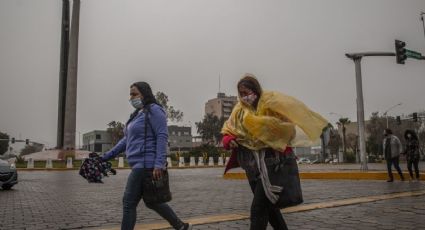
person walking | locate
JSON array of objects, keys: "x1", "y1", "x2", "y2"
[
  {"x1": 382, "y1": 128, "x2": 405, "y2": 182},
  {"x1": 403, "y1": 130, "x2": 421, "y2": 181},
  {"x1": 222, "y1": 74, "x2": 328, "y2": 230},
  {"x1": 102, "y1": 82, "x2": 191, "y2": 230}
]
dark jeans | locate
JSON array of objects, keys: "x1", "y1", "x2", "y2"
[
  {"x1": 386, "y1": 156, "x2": 404, "y2": 180},
  {"x1": 121, "y1": 168, "x2": 184, "y2": 230},
  {"x1": 248, "y1": 179, "x2": 288, "y2": 230},
  {"x1": 407, "y1": 159, "x2": 420, "y2": 179}
]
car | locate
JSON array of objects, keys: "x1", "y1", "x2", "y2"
[
  {"x1": 297, "y1": 158, "x2": 311, "y2": 164},
  {"x1": 0, "y1": 159, "x2": 18, "y2": 190}
]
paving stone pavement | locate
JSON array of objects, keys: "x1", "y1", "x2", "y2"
[
  {"x1": 1, "y1": 168, "x2": 424, "y2": 230},
  {"x1": 193, "y1": 195, "x2": 425, "y2": 230}
]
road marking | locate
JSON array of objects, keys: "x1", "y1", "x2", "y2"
[
  {"x1": 223, "y1": 171, "x2": 425, "y2": 180},
  {"x1": 95, "y1": 189, "x2": 425, "y2": 230}
]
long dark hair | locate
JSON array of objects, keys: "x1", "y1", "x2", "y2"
[
  {"x1": 237, "y1": 73, "x2": 262, "y2": 108},
  {"x1": 237, "y1": 73, "x2": 262, "y2": 97},
  {"x1": 126, "y1": 82, "x2": 159, "y2": 126}
]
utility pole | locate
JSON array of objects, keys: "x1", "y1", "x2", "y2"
[{"x1": 345, "y1": 52, "x2": 396, "y2": 171}]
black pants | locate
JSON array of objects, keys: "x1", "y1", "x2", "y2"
[
  {"x1": 248, "y1": 179, "x2": 288, "y2": 230},
  {"x1": 407, "y1": 159, "x2": 420, "y2": 179},
  {"x1": 386, "y1": 156, "x2": 404, "y2": 180}
]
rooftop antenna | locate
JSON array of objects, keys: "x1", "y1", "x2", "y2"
[
  {"x1": 421, "y1": 12, "x2": 425, "y2": 45},
  {"x1": 219, "y1": 74, "x2": 221, "y2": 93}
]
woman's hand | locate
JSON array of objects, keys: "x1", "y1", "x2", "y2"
[
  {"x1": 153, "y1": 168, "x2": 163, "y2": 180},
  {"x1": 229, "y1": 140, "x2": 239, "y2": 149}
]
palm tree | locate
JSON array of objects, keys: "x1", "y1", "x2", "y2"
[{"x1": 337, "y1": 118, "x2": 351, "y2": 162}]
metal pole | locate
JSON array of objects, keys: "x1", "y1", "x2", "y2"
[
  {"x1": 386, "y1": 116, "x2": 389, "y2": 128},
  {"x1": 353, "y1": 57, "x2": 368, "y2": 170}
]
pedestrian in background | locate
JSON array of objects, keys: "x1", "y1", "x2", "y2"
[
  {"x1": 382, "y1": 128, "x2": 405, "y2": 182},
  {"x1": 222, "y1": 74, "x2": 328, "y2": 230},
  {"x1": 102, "y1": 82, "x2": 191, "y2": 230},
  {"x1": 403, "y1": 130, "x2": 421, "y2": 181}
]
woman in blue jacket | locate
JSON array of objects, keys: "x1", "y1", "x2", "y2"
[{"x1": 102, "y1": 82, "x2": 191, "y2": 230}]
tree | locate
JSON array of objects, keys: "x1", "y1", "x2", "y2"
[
  {"x1": 20, "y1": 144, "x2": 43, "y2": 156},
  {"x1": 0, "y1": 132, "x2": 9, "y2": 155},
  {"x1": 337, "y1": 117, "x2": 351, "y2": 161},
  {"x1": 155, "y1": 91, "x2": 183, "y2": 122},
  {"x1": 195, "y1": 114, "x2": 226, "y2": 145},
  {"x1": 327, "y1": 128, "x2": 341, "y2": 161},
  {"x1": 107, "y1": 121, "x2": 125, "y2": 146},
  {"x1": 365, "y1": 112, "x2": 386, "y2": 157}
]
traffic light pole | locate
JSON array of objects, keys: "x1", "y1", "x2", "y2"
[{"x1": 345, "y1": 52, "x2": 395, "y2": 171}]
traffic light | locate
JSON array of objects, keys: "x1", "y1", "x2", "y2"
[
  {"x1": 395, "y1": 40, "x2": 407, "y2": 64},
  {"x1": 396, "y1": 116, "x2": 401, "y2": 125},
  {"x1": 413, "y1": 112, "x2": 418, "y2": 122},
  {"x1": 25, "y1": 139, "x2": 29, "y2": 145},
  {"x1": 11, "y1": 137, "x2": 15, "y2": 144}
]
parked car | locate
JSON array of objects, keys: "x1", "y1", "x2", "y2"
[
  {"x1": 0, "y1": 159, "x2": 18, "y2": 190},
  {"x1": 297, "y1": 158, "x2": 311, "y2": 164}
]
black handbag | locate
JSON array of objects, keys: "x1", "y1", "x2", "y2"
[
  {"x1": 141, "y1": 105, "x2": 172, "y2": 204},
  {"x1": 142, "y1": 168, "x2": 172, "y2": 204},
  {"x1": 268, "y1": 152, "x2": 303, "y2": 209}
]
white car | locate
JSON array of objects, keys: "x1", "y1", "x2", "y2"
[{"x1": 297, "y1": 158, "x2": 311, "y2": 164}]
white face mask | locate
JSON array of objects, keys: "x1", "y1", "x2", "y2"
[
  {"x1": 241, "y1": 94, "x2": 257, "y2": 105},
  {"x1": 129, "y1": 98, "x2": 144, "y2": 109}
]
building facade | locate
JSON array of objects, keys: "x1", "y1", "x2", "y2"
[
  {"x1": 168, "y1": 125, "x2": 192, "y2": 152},
  {"x1": 205, "y1": 92, "x2": 238, "y2": 120},
  {"x1": 82, "y1": 130, "x2": 113, "y2": 153}
]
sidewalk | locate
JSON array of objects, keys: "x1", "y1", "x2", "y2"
[
  {"x1": 2, "y1": 168, "x2": 424, "y2": 230},
  {"x1": 224, "y1": 162, "x2": 425, "y2": 180}
]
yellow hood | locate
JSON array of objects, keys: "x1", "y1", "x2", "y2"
[{"x1": 222, "y1": 91, "x2": 329, "y2": 151}]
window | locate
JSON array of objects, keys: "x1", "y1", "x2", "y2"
[
  {"x1": 94, "y1": 144, "x2": 102, "y2": 152},
  {"x1": 96, "y1": 134, "x2": 101, "y2": 140}
]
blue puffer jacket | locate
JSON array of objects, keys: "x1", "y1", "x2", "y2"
[{"x1": 102, "y1": 104, "x2": 168, "y2": 169}]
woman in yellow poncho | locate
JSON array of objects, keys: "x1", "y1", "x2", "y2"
[{"x1": 222, "y1": 74, "x2": 328, "y2": 230}]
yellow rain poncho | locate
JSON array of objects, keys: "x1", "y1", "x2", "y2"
[{"x1": 222, "y1": 90, "x2": 329, "y2": 151}]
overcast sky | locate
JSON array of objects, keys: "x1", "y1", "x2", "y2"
[{"x1": 1, "y1": 0, "x2": 425, "y2": 148}]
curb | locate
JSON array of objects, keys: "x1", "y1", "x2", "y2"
[{"x1": 223, "y1": 171, "x2": 425, "y2": 180}]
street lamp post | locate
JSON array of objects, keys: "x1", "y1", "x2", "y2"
[
  {"x1": 346, "y1": 52, "x2": 396, "y2": 171},
  {"x1": 383, "y1": 103, "x2": 402, "y2": 128}
]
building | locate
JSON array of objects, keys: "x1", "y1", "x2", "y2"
[
  {"x1": 82, "y1": 130, "x2": 113, "y2": 153},
  {"x1": 168, "y1": 125, "x2": 192, "y2": 152},
  {"x1": 205, "y1": 92, "x2": 238, "y2": 119}
]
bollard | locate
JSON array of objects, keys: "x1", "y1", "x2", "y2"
[
  {"x1": 198, "y1": 157, "x2": 204, "y2": 166},
  {"x1": 179, "y1": 157, "x2": 185, "y2": 167},
  {"x1": 167, "y1": 157, "x2": 172, "y2": 167},
  {"x1": 208, "y1": 157, "x2": 214, "y2": 166},
  {"x1": 66, "y1": 157, "x2": 73, "y2": 168},
  {"x1": 118, "y1": 157, "x2": 124, "y2": 168},
  {"x1": 190, "y1": 157, "x2": 196, "y2": 167},
  {"x1": 45, "y1": 158, "x2": 53, "y2": 169},
  {"x1": 218, "y1": 157, "x2": 224, "y2": 166},
  {"x1": 225, "y1": 157, "x2": 230, "y2": 166},
  {"x1": 27, "y1": 158, "x2": 34, "y2": 169}
]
